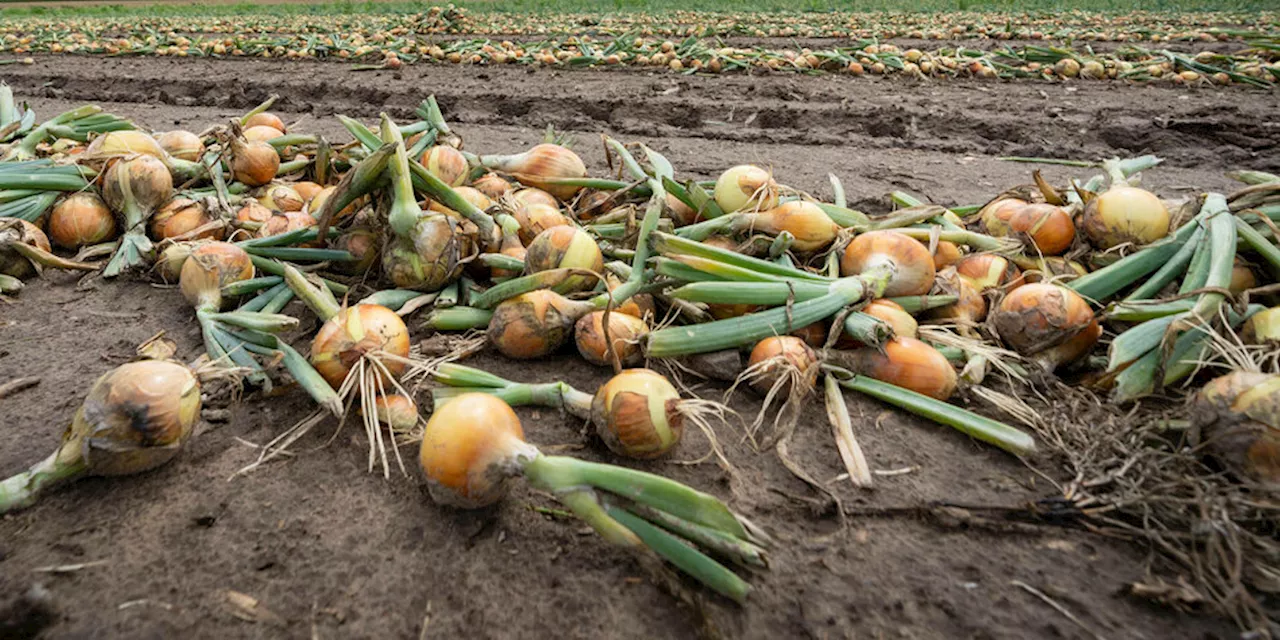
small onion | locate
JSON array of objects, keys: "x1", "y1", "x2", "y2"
[
  {"x1": 487, "y1": 289, "x2": 595, "y2": 359},
  {"x1": 929, "y1": 267, "x2": 988, "y2": 325},
  {"x1": 1242, "y1": 307, "x2": 1280, "y2": 346},
  {"x1": 954, "y1": 254, "x2": 1023, "y2": 292},
  {"x1": 714, "y1": 164, "x2": 779, "y2": 213},
  {"x1": 151, "y1": 197, "x2": 222, "y2": 241},
  {"x1": 990, "y1": 283, "x2": 1100, "y2": 372},
  {"x1": 1229, "y1": 260, "x2": 1257, "y2": 296},
  {"x1": 257, "y1": 182, "x2": 305, "y2": 212},
  {"x1": 178, "y1": 241, "x2": 254, "y2": 311},
  {"x1": 311, "y1": 304, "x2": 411, "y2": 389},
  {"x1": 0, "y1": 219, "x2": 51, "y2": 279},
  {"x1": 155, "y1": 130, "x2": 205, "y2": 162},
  {"x1": 524, "y1": 226, "x2": 603, "y2": 293},
  {"x1": 244, "y1": 112, "x2": 287, "y2": 133},
  {"x1": 230, "y1": 139, "x2": 280, "y2": 187},
  {"x1": 484, "y1": 144, "x2": 587, "y2": 200},
  {"x1": 932, "y1": 240, "x2": 962, "y2": 270},
  {"x1": 1190, "y1": 371, "x2": 1279, "y2": 488},
  {"x1": 472, "y1": 173, "x2": 514, "y2": 200},
  {"x1": 47, "y1": 192, "x2": 117, "y2": 249},
  {"x1": 332, "y1": 227, "x2": 380, "y2": 275},
  {"x1": 243, "y1": 125, "x2": 285, "y2": 143},
  {"x1": 419, "y1": 392, "x2": 530, "y2": 508},
  {"x1": 257, "y1": 210, "x2": 318, "y2": 241},
  {"x1": 512, "y1": 202, "x2": 571, "y2": 245},
  {"x1": 422, "y1": 145, "x2": 469, "y2": 187},
  {"x1": 574, "y1": 190, "x2": 614, "y2": 221},
  {"x1": 368, "y1": 394, "x2": 420, "y2": 432},
  {"x1": 574, "y1": 311, "x2": 648, "y2": 367},
  {"x1": 831, "y1": 337, "x2": 958, "y2": 401},
  {"x1": 1081, "y1": 186, "x2": 1170, "y2": 249},
  {"x1": 591, "y1": 369, "x2": 684, "y2": 459},
  {"x1": 840, "y1": 230, "x2": 936, "y2": 296},
  {"x1": 308, "y1": 186, "x2": 362, "y2": 220},
  {"x1": 747, "y1": 336, "x2": 818, "y2": 396},
  {"x1": 665, "y1": 192, "x2": 700, "y2": 227}
]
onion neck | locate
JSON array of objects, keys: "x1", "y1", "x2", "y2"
[
  {"x1": 479, "y1": 151, "x2": 527, "y2": 173},
  {"x1": 0, "y1": 441, "x2": 89, "y2": 514}
]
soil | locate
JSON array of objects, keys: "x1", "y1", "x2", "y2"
[{"x1": 2, "y1": 55, "x2": 1278, "y2": 639}]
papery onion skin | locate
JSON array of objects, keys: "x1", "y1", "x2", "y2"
[
  {"x1": 747, "y1": 335, "x2": 818, "y2": 395},
  {"x1": 48, "y1": 192, "x2": 117, "y2": 249},
  {"x1": 85, "y1": 130, "x2": 167, "y2": 161},
  {"x1": 292, "y1": 181, "x2": 324, "y2": 203},
  {"x1": 840, "y1": 230, "x2": 936, "y2": 296},
  {"x1": 574, "y1": 311, "x2": 648, "y2": 367},
  {"x1": 932, "y1": 240, "x2": 963, "y2": 270},
  {"x1": 178, "y1": 241, "x2": 253, "y2": 310},
  {"x1": 487, "y1": 290, "x2": 591, "y2": 359},
  {"x1": 420, "y1": 392, "x2": 528, "y2": 508},
  {"x1": 236, "y1": 201, "x2": 275, "y2": 225},
  {"x1": 422, "y1": 145, "x2": 469, "y2": 187},
  {"x1": 1081, "y1": 186, "x2": 1170, "y2": 249},
  {"x1": 1190, "y1": 372, "x2": 1280, "y2": 488},
  {"x1": 993, "y1": 202, "x2": 1075, "y2": 256},
  {"x1": 382, "y1": 215, "x2": 470, "y2": 292},
  {"x1": 258, "y1": 183, "x2": 305, "y2": 213},
  {"x1": 155, "y1": 242, "x2": 197, "y2": 284},
  {"x1": 311, "y1": 304, "x2": 411, "y2": 389},
  {"x1": 103, "y1": 154, "x2": 174, "y2": 215},
  {"x1": 524, "y1": 226, "x2": 604, "y2": 293},
  {"x1": 473, "y1": 173, "x2": 514, "y2": 200},
  {"x1": 834, "y1": 337, "x2": 958, "y2": 401},
  {"x1": 332, "y1": 227, "x2": 381, "y2": 276},
  {"x1": 243, "y1": 125, "x2": 285, "y2": 143},
  {"x1": 955, "y1": 254, "x2": 1023, "y2": 292},
  {"x1": 591, "y1": 369, "x2": 684, "y2": 459},
  {"x1": 990, "y1": 283, "x2": 1100, "y2": 371},
  {"x1": 512, "y1": 188, "x2": 558, "y2": 210}
]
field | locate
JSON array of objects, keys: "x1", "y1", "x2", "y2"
[{"x1": 1, "y1": 3, "x2": 1278, "y2": 639}]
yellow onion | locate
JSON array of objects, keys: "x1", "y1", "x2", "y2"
[
  {"x1": 308, "y1": 186, "x2": 363, "y2": 220},
  {"x1": 332, "y1": 227, "x2": 380, "y2": 275},
  {"x1": 292, "y1": 181, "x2": 324, "y2": 203},
  {"x1": 714, "y1": 164, "x2": 779, "y2": 213},
  {"x1": 1081, "y1": 186, "x2": 1170, "y2": 249},
  {"x1": 1230, "y1": 260, "x2": 1257, "y2": 295},
  {"x1": 990, "y1": 283, "x2": 1099, "y2": 372},
  {"x1": 0, "y1": 219, "x2": 51, "y2": 278},
  {"x1": 512, "y1": 202, "x2": 571, "y2": 245},
  {"x1": 1242, "y1": 307, "x2": 1280, "y2": 346},
  {"x1": 665, "y1": 192, "x2": 700, "y2": 227},
  {"x1": 591, "y1": 369, "x2": 684, "y2": 459},
  {"x1": 524, "y1": 226, "x2": 603, "y2": 293},
  {"x1": 746, "y1": 335, "x2": 818, "y2": 396},
  {"x1": 483, "y1": 144, "x2": 587, "y2": 200},
  {"x1": 257, "y1": 210, "x2": 317, "y2": 241},
  {"x1": 428, "y1": 186, "x2": 493, "y2": 219},
  {"x1": 178, "y1": 241, "x2": 253, "y2": 310},
  {"x1": 311, "y1": 304, "x2": 411, "y2": 389},
  {"x1": 85, "y1": 130, "x2": 166, "y2": 161},
  {"x1": 929, "y1": 267, "x2": 988, "y2": 325},
  {"x1": 840, "y1": 230, "x2": 936, "y2": 296},
  {"x1": 367, "y1": 394, "x2": 420, "y2": 432},
  {"x1": 420, "y1": 392, "x2": 531, "y2": 508},
  {"x1": 382, "y1": 214, "x2": 471, "y2": 291},
  {"x1": 605, "y1": 272, "x2": 655, "y2": 319},
  {"x1": 102, "y1": 154, "x2": 173, "y2": 215},
  {"x1": 735, "y1": 201, "x2": 838, "y2": 252},
  {"x1": 932, "y1": 240, "x2": 962, "y2": 270},
  {"x1": 840, "y1": 299, "x2": 919, "y2": 348},
  {"x1": 512, "y1": 188, "x2": 558, "y2": 209},
  {"x1": 230, "y1": 138, "x2": 280, "y2": 187},
  {"x1": 487, "y1": 289, "x2": 595, "y2": 359},
  {"x1": 983, "y1": 200, "x2": 1075, "y2": 256},
  {"x1": 489, "y1": 232, "x2": 527, "y2": 280},
  {"x1": 154, "y1": 241, "x2": 198, "y2": 283},
  {"x1": 243, "y1": 125, "x2": 285, "y2": 143},
  {"x1": 1189, "y1": 372, "x2": 1279, "y2": 488},
  {"x1": 245, "y1": 112, "x2": 287, "y2": 133},
  {"x1": 831, "y1": 337, "x2": 958, "y2": 400},
  {"x1": 236, "y1": 201, "x2": 275, "y2": 225},
  {"x1": 47, "y1": 192, "x2": 116, "y2": 249},
  {"x1": 954, "y1": 254, "x2": 1023, "y2": 292},
  {"x1": 155, "y1": 130, "x2": 205, "y2": 162},
  {"x1": 791, "y1": 322, "x2": 830, "y2": 348},
  {"x1": 472, "y1": 172, "x2": 514, "y2": 200},
  {"x1": 574, "y1": 311, "x2": 649, "y2": 367},
  {"x1": 257, "y1": 182, "x2": 305, "y2": 212},
  {"x1": 422, "y1": 145, "x2": 469, "y2": 187},
  {"x1": 151, "y1": 197, "x2": 222, "y2": 241}
]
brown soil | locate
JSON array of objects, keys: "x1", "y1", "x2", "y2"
[{"x1": 2, "y1": 55, "x2": 1277, "y2": 639}]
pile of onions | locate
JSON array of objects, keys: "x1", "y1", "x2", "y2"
[
  {"x1": 487, "y1": 289, "x2": 594, "y2": 359},
  {"x1": 382, "y1": 214, "x2": 470, "y2": 291},
  {"x1": 0, "y1": 360, "x2": 201, "y2": 514},
  {"x1": 714, "y1": 165, "x2": 779, "y2": 213},
  {"x1": 1080, "y1": 186, "x2": 1170, "y2": 249},
  {"x1": 0, "y1": 220, "x2": 52, "y2": 278},
  {"x1": 591, "y1": 369, "x2": 685, "y2": 459},
  {"x1": 230, "y1": 138, "x2": 280, "y2": 187},
  {"x1": 746, "y1": 336, "x2": 818, "y2": 395},
  {"x1": 574, "y1": 310, "x2": 648, "y2": 367},
  {"x1": 829, "y1": 337, "x2": 958, "y2": 400},
  {"x1": 840, "y1": 230, "x2": 936, "y2": 296},
  {"x1": 1189, "y1": 372, "x2": 1279, "y2": 488},
  {"x1": 422, "y1": 145, "x2": 469, "y2": 186},
  {"x1": 151, "y1": 197, "x2": 221, "y2": 241},
  {"x1": 524, "y1": 226, "x2": 604, "y2": 293},
  {"x1": 310, "y1": 304, "x2": 411, "y2": 389},
  {"x1": 980, "y1": 198, "x2": 1075, "y2": 255},
  {"x1": 156, "y1": 130, "x2": 204, "y2": 162},
  {"x1": 178, "y1": 241, "x2": 254, "y2": 311},
  {"x1": 257, "y1": 183, "x2": 305, "y2": 212},
  {"x1": 512, "y1": 202, "x2": 572, "y2": 245},
  {"x1": 989, "y1": 283, "x2": 1100, "y2": 371},
  {"x1": 482, "y1": 144, "x2": 586, "y2": 201},
  {"x1": 47, "y1": 192, "x2": 117, "y2": 249}
]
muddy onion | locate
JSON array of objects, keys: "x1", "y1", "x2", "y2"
[
  {"x1": 591, "y1": 369, "x2": 684, "y2": 459},
  {"x1": 574, "y1": 311, "x2": 648, "y2": 367},
  {"x1": 311, "y1": 304, "x2": 411, "y2": 389},
  {"x1": 747, "y1": 336, "x2": 818, "y2": 396},
  {"x1": 419, "y1": 392, "x2": 532, "y2": 508},
  {"x1": 487, "y1": 289, "x2": 594, "y2": 359},
  {"x1": 1190, "y1": 372, "x2": 1279, "y2": 488},
  {"x1": 0, "y1": 219, "x2": 51, "y2": 278},
  {"x1": 151, "y1": 198, "x2": 221, "y2": 241},
  {"x1": 1081, "y1": 186, "x2": 1170, "y2": 249},
  {"x1": 714, "y1": 164, "x2": 779, "y2": 213},
  {"x1": 929, "y1": 268, "x2": 988, "y2": 325},
  {"x1": 485, "y1": 144, "x2": 587, "y2": 201},
  {"x1": 422, "y1": 145, "x2": 469, "y2": 187},
  {"x1": 840, "y1": 230, "x2": 936, "y2": 296},
  {"x1": 48, "y1": 192, "x2": 117, "y2": 249},
  {"x1": 832, "y1": 337, "x2": 958, "y2": 401},
  {"x1": 524, "y1": 226, "x2": 603, "y2": 293},
  {"x1": 990, "y1": 283, "x2": 1100, "y2": 371},
  {"x1": 231, "y1": 139, "x2": 280, "y2": 187},
  {"x1": 178, "y1": 241, "x2": 253, "y2": 310}
]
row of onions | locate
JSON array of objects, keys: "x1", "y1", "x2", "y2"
[{"x1": 2, "y1": 92, "x2": 1278, "y2": 605}]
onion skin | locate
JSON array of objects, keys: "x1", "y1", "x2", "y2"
[
  {"x1": 978, "y1": 197, "x2": 1028, "y2": 236},
  {"x1": 178, "y1": 241, "x2": 254, "y2": 310},
  {"x1": 245, "y1": 112, "x2": 287, "y2": 133},
  {"x1": 574, "y1": 190, "x2": 615, "y2": 221},
  {"x1": 473, "y1": 173, "x2": 513, "y2": 200},
  {"x1": 103, "y1": 154, "x2": 174, "y2": 215},
  {"x1": 1242, "y1": 307, "x2": 1280, "y2": 346},
  {"x1": 257, "y1": 210, "x2": 319, "y2": 246},
  {"x1": 714, "y1": 165, "x2": 779, "y2": 214},
  {"x1": 156, "y1": 130, "x2": 205, "y2": 162},
  {"x1": 990, "y1": 283, "x2": 1100, "y2": 371},
  {"x1": 487, "y1": 144, "x2": 587, "y2": 201},
  {"x1": 932, "y1": 240, "x2": 962, "y2": 270},
  {"x1": 243, "y1": 125, "x2": 285, "y2": 143},
  {"x1": 420, "y1": 393, "x2": 528, "y2": 508},
  {"x1": 512, "y1": 202, "x2": 572, "y2": 245},
  {"x1": 747, "y1": 336, "x2": 818, "y2": 395},
  {"x1": 308, "y1": 186, "x2": 362, "y2": 220},
  {"x1": 524, "y1": 226, "x2": 604, "y2": 293},
  {"x1": 48, "y1": 192, "x2": 117, "y2": 249},
  {"x1": 293, "y1": 181, "x2": 324, "y2": 203},
  {"x1": 257, "y1": 183, "x2": 305, "y2": 212},
  {"x1": 840, "y1": 230, "x2": 936, "y2": 296},
  {"x1": 0, "y1": 220, "x2": 52, "y2": 278},
  {"x1": 955, "y1": 254, "x2": 1023, "y2": 292},
  {"x1": 382, "y1": 215, "x2": 470, "y2": 292},
  {"x1": 840, "y1": 299, "x2": 919, "y2": 348},
  {"x1": 151, "y1": 197, "x2": 222, "y2": 241},
  {"x1": 929, "y1": 268, "x2": 988, "y2": 324},
  {"x1": 832, "y1": 337, "x2": 958, "y2": 401},
  {"x1": 311, "y1": 304, "x2": 411, "y2": 389},
  {"x1": 236, "y1": 201, "x2": 275, "y2": 225},
  {"x1": 1190, "y1": 372, "x2": 1280, "y2": 488},
  {"x1": 591, "y1": 369, "x2": 684, "y2": 459},
  {"x1": 986, "y1": 201, "x2": 1075, "y2": 256},
  {"x1": 665, "y1": 192, "x2": 700, "y2": 227},
  {"x1": 332, "y1": 228, "x2": 380, "y2": 276},
  {"x1": 422, "y1": 145, "x2": 469, "y2": 187},
  {"x1": 1081, "y1": 186, "x2": 1170, "y2": 249},
  {"x1": 428, "y1": 186, "x2": 493, "y2": 219},
  {"x1": 370, "y1": 394, "x2": 419, "y2": 431},
  {"x1": 739, "y1": 201, "x2": 838, "y2": 252},
  {"x1": 231, "y1": 139, "x2": 280, "y2": 187},
  {"x1": 155, "y1": 242, "x2": 196, "y2": 284},
  {"x1": 487, "y1": 290, "x2": 592, "y2": 359},
  {"x1": 512, "y1": 188, "x2": 558, "y2": 210},
  {"x1": 574, "y1": 311, "x2": 648, "y2": 367}
]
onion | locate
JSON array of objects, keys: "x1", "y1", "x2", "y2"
[
  {"x1": 490, "y1": 233, "x2": 527, "y2": 280},
  {"x1": 1242, "y1": 307, "x2": 1280, "y2": 346},
  {"x1": 243, "y1": 125, "x2": 285, "y2": 143},
  {"x1": 369, "y1": 394, "x2": 420, "y2": 432},
  {"x1": 831, "y1": 337, "x2": 958, "y2": 400},
  {"x1": 487, "y1": 289, "x2": 595, "y2": 359},
  {"x1": 574, "y1": 311, "x2": 648, "y2": 367},
  {"x1": 422, "y1": 145, "x2": 469, "y2": 187},
  {"x1": 665, "y1": 192, "x2": 700, "y2": 227},
  {"x1": 382, "y1": 214, "x2": 470, "y2": 291},
  {"x1": 155, "y1": 130, "x2": 205, "y2": 162},
  {"x1": 591, "y1": 369, "x2": 684, "y2": 459},
  {"x1": 155, "y1": 241, "x2": 197, "y2": 283},
  {"x1": 929, "y1": 267, "x2": 988, "y2": 325},
  {"x1": 954, "y1": 254, "x2": 1023, "y2": 292},
  {"x1": 839, "y1": 299, "x2": 919, "y2": 348},
  {"x1": 482, "y1": 144, "x2": 587, "y2": 200},
  {"x1": 257, "y1": 182, "x2": 305, "y2": 212},
  {"x1": 604, "y1": 272, "x2": 655, "y2": 319},
  {"x1": 0, "y1": 219, "x2": 51, "y2": 279},
  {"x1": 735, "y1": 201, "x2": 838, "y2": 252},
  {"x1": 419, "y1": 392, "x2": 531, "y2": 507},
  {"x1": 573, "y1": 190, "x2": 615, "y2": 221},
  {"x1": 1081, "y1": 186, "x2": 1170, "y2": 249},
  {"x1": 1230, "y1": 260, "x2": 1257, "y2": 295},
  {"x1": 512, "y1": 188, "x2": 558, "y2": 209},
  {"x1": 524, "y1": 226, "x2": 603, "y2": 293},
  {"x1": 85, "y1": 130, "x2": 167, "y2": 161},
  {"x1": 714, "y1": 165, "x2": 779, "y2": 213},
  {"x1": 332, "y1": 227, "x2": 380, "y2": 275},
  {"x1": 708, "y1": 303, "x2": 762, "y2": 320},
  {"x1": 102, "y1": 154, "x2": 173, "y2": 215},
  {"x1": 840, "y1": 230, "x2": 936, "y2": 296},
  {"x1": 308, "y1": 186, "x2": 362, "y2": 220},
  {"x1": 978, "y1": 197, "x2": 1027, "y2": 231},
  {"x1": 990, "y1": 283, "x2": 1100, "y2": 371},
  {"x1": 472, "y1": 172, "x2": 514, "y2": 200},
  {"x1": 47, "y1": 192, "x2": 117, "y2": 249},
  {"x1": 236, "y1": 201, "x2": 275, "y2": 225},
  {"x1": 512, "y1": 202, "x2": 571, "y2": 245},
  {"x1": 257, "y1": 210, "x2": 317, "y2": 241},
  {"x1": 292, "y1": 181, "x2": 324, "y2": 203},
  {"x1": 932, "y1": 240, "x2": 962, "y2": 270},
  {"x1": 178, "y1": 241, "x2": 253, "y2": 311},
  {"x1": 746, "y1": 336, "x2": 818, "y2": 396},
  {"x1": 245, "y1": 112, "x2": 287, "y2": 133},
  {"x1": 230, "y1": 138, "x2": 280, "y2": 187},
  {"x1": 1190, "y1": 371, "x2": 1279, "y2": 488},
  {"x1": 1014, "y1": 255, "x2": 1089, "y2": 283},
  {"x1": 983, "y1": 200, "x2": 1074, "y2": 256},
  {"x1": 791, "y1": 322, "x2": 830, "y2": 348},
  {"x1": 151, "y1": 197, "x2": 222, "y2": 241},
  {"x1": 311, "y1": 304, "x2": 411, "y2": 389}
]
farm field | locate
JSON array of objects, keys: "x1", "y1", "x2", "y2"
[{"x1": 0, "y1": 3, "x2": 1278, "y2": 640}]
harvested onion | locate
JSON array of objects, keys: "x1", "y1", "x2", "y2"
[
  {"x1": 591, "y1": 369, "x2": 684, "y2": 459},
  {"x1": 155, "y1": 130, "x2": 204, "y2": 162},
  {"x1": 178, "y1": 241, "x2": 253, "y2": 311},
  {"x1": 422, "y1": 145, "x2": 469, "y2": 187},
  {"x1": 830, "y1": 337, "x2": 958, "y2": 401},
  {"x1": 473, "y1": 172, "x2": 514, "y2": 200},
  {"x1": 574, "y1": 311, "x2": 648, "y2": 367},
  {"x1": 524, "y1": 226, "x2": 603, "y2": 293},
  {"x1": 48, "y1": 192, "x2": 116, "y2": 249},
  {"x1": 954, "y1": 254, "x2": 1022, "y2": 292},
  {"x1": 245, "y1": 112, "x2": 286, "y2": 132},
  {"x1": 311, "y1": 304, "x2": 411, "y2": 389},
  {"x1": 151, "y1": 197, "x2": 221, "y2": 241},
  {"x1": 382, "y1": 214, "x2": 471, "y2": 291},
  {"x1": 929, "y1": 267, "x2": 988, "y2": 325},
  {"x1": 487, "y1": 289, "x2": 594, "y2": 359},
  {"x1": 714, "y1": 165, "x2": 779, "y2": 213},
  {"x1": 734, "y1": 201, "x2": 838, "y2": 252},
  {"x1": 257, "y1": 182, "x2": 305, "y2": 212},
  {"x1": 243, "y1": 125, "x2": 285, "y2": 143},
  {"x1": 333, "y1": 227, "x2": 380, "y2": 275},
  {"x1": 982, "y1": 200, "x2": 1074, "y2": 255},
  {"x1": 747, "y1": 336, "x2": 818, "y2": 396},
  {"x1": 230, "y1": 138, "x2": 280, "y2": 187},
  {"x1": 0, "y1": 219, "x2": 52, "y2": 279},
  {"x1": 1081, "y1": 186, "x2": 1170, "y2": 249},
  {"x1": 990, "y1": 283, "x2": 1100, "y2": 371},
  {"x1": 482, "y1": 144, "x2": 586, "y2": 200},
  {"x1": 1190, "y1": 372, "x2": 1279, "y2": 488},
  {"x1": 85, "y1": 130, "x2": 166, "y2": 161},
  {"x1": 512, "y1": 202, "x2": 571, "y2": 245},
  {"x1": 840, "y1": 230, "x2": 936, "y2": 296}
]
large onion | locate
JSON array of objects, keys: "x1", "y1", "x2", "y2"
[
  {"x1": 1081, "y1": 186, "x2": 1170, "y2": 249},
  {"x1": 591, "y1": 369, "x2": 684, "y2": 459},
  {"x1": 840, "y1": 230, "x2": 936, "y2": 296},
  {"x1": 85, "y1": 130, "x2": 167, "y2": 161},
  {"x1": 714, "y1": 165, "x2": 779, "y2": 213},
  {"x1": 419, "y1": 392, "x2": 532, "y2": 508},
  {"x1": 482, "y1": 144, "x2": 586, "y2": 200},
  {"x1": 990, "y1": 283, "x2": 1099, "y2": 371},
  {"x1": 574, "y1": 311, "x2": 648, "y2": 367},
  {"x1": 230, "y1": 138, "x2": 280, "y2": 187},
  {"x1": 47, "y1": 192, "x2": 117, "y2": 249},
  {"x1": 487, "y1": 289, "x2": 594, "y2": 359},
  {"x1": 524, "y1": 226, "x2": 603, "y2": 293},
  {"x1": 734, "y1": 201, "x2": 838, "y2": 252},
  {"x1": 311, "y1": 304, "x2": 411, "y2": 389}
]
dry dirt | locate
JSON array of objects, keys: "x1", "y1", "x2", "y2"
[{"x1": 1, "y1": 55, "x2": 1278, "y2": 639}]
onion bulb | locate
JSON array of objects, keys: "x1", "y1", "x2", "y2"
[
  {"x1": 230, "y1": 138, "x2": 280, "y2": 187},
  {"x1": 151, "y1": 197, "x2": 222, "y2": 241},
  {"x1": 954, "y1": 254, "x2": 1023, "y2": 292},
  {"x1": 1081, "y1": 186, "x2": 1170, "y2": 249},
  {"x1": 983, "y1": 200, "x2": 1074, "y2": 255},
  {"x1": 929, "y1": 267, "x2": 988, "y2": 325},
  {"x1": 932, "y1": 240, "x2": 962, "y2": 270},
  {"x1": 746, "y1": 336, "x2": 818, "y2": 396},
  {"x1": 512, "y1": 202, "x2": 571, "y2": 245},
  {"x1": 831, "y1": 337, "x2": 958, "y2": 401},
  {"x1": 512, "y1": 188, "x2": 558, "y2": 209},
  {"x1": 155, "y1": 241, "x2": 197, "y2": 283},
  {"x1": 990, "y1": 283, "x2": 1099, "y2": 371},
  {"x1": 292, "y1": 181, "x2": 324, "y2": 203},
  {"x1": 178, "y1": 241, "x2": 254, "y2": 311},
  {"x1": 47, "y1": 192, "x2": 117, "y2": 249},
  {"x1": 714, "y1": 165, "x2": 779, "y2": 213},
  {"x1": 482, "y1": 144, "x2": 587, "y2": 201},
  {"x1": 487, "y1": 289, "x2": 595, "y2": 359},
  {"x1": 155, "y1": 130, "x2": 205, "y2": 162},
  {"x1": 840, "y1": 299, "x2": 919, "y2": 348},
  {"x1": 0, "y1": 219, "x2": 52, "y2": 279},
  {"x1": 85, "y1": 130, "x2": 166, "y2": 161},
  {"x1": 524, "y1": 226, "x2": 603, "y2": 293},
  {"x1": 574, "y1": 311, "x2": 648, "y2": 367},
  {"x1": 473, "y1": 173, "x2": 514, "y2": 200},
  {"x1": 428, "y1": 186, "x2": 493, "y2": 219},
  {"x1": 419, "y1": 392, "x2": 532, "y2": 507},
  {"x1": 243, "y1": 125, "x2": 284, "y2": 143},
  {"x1": 840, "y1": 230, "x2": 936, "y2": 296},
  {"x1": 422, "y1": 145, "x2": 469, "y2": 187},
  {"x1": 1190, "y1": 371, "x2": 1279, "y2": 488},
  {"x1": 236, "y1": 201, "x2": 275, "y2": 225},
  {"x1": 245, "y1": 112, "x2": 287, "y2": 132},
  {"x1": 257, "y1": 183, "x2": 305, "y2": 212},
  {"x1": 592, "y1": 369, "x2": 684, "y2": 459},
  {"x1": 604, "y1": 272, "x2": 655, "y2": 319},
  {"x1": 382, "y1": 214, "x2": 470, "y2": 291},
  {"x1": 1230, "y1": 260, "x2": 1257, "y2": 295},
  {"x1": 368, "y1": 394, "x2": 420, "y2": 432},
  {"x1": 734, "y1": 201, "x2": 838, "y2": 252},
  {"x1": 311, "y1": 304, "x2": 411, "y2": 389},
  {"x1": 332, "y1": 227, "x2": 380, "y2": 275},
  {"x1": 1242, "y1": 307, "x2": 1280, "y2": 346},
  {"x1": 490, "y1": 233, "x2": 527, "y2": 280},
  {"x1": 308, "y1": 186, "x2": 362, "y2": 220},
  {"x1": 102, "y1": 154, "x2": 173, "y2": 215}
]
